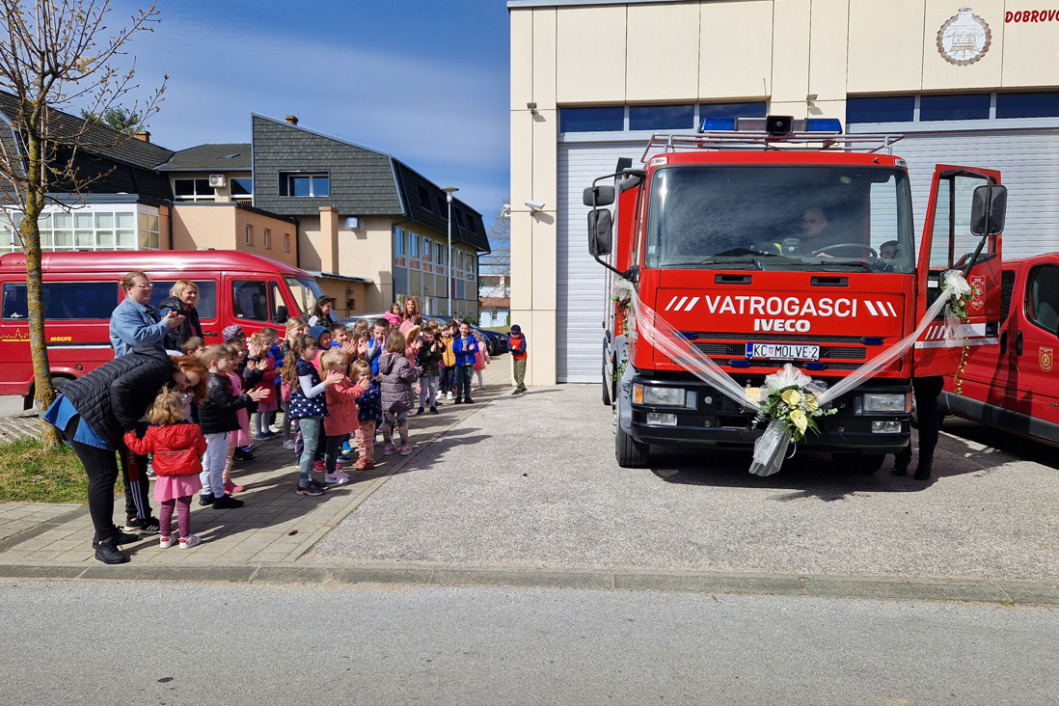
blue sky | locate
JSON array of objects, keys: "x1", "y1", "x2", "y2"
[{"x1": 111, "y1": 1, "x2": 510, "y2": 218}]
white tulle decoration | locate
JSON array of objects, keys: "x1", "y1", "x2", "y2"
[{"x1": 613, "y1": 269, "x2": 972, "y2": 475}]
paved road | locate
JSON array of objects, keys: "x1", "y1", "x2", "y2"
[
  {"x1": 312, "y1": 384, "x2": 1059, "y2": 581},
  {"x1": 1, "y1": 579, "x2": 1056, "y2": 706}
]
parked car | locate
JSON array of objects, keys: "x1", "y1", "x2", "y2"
[{"x1": 940, "y1": 253, "x2": 1059, "y2": 446}]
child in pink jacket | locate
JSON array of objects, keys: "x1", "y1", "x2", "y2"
[{"x1": 321, "y1": 347, "x2": 368, "y2": 486}]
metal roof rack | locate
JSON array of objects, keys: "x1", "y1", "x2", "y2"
[{"x1": 642, "y1": 131, "x2": 904, "y2": 163}]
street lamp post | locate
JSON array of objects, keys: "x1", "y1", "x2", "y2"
[{"x1": 441, "y1": 186, "x2": 459, "y2": 318}]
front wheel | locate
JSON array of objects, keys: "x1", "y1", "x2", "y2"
[
  {"x1": 832, "y1": 452, "x2": 885, "y2": 475},
  {"x1": 616, "y1": 426, "x2": 649, "y2": 467}
]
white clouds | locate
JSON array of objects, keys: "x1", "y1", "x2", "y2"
[{"x1": 126, "y1": 10, "x2": 510, "y2": 213}]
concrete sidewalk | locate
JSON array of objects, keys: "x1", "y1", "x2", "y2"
[{"x1": 0, "y1": 361, "x2": 515, "y2": 566}]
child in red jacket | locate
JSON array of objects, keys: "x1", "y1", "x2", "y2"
[
  {"x1": 322, "y1": 347, "x2": 369, "y2": 486},
  {"x1": 124, "y1": 388, "x2": 208, "y2": 550}
]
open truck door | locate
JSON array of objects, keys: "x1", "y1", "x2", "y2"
[{"x1": 914, "y1": 165, "x2": 1005, "y2": 377}]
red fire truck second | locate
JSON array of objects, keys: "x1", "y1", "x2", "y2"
[{"x1": 585, "y1": 116, "x2": 1007, "y2": 473}]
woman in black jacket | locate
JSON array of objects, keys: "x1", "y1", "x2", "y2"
[
  {"x1": 159, "y1": 280, "x2": 204, "y2": 351},
  {"x1": 43, "y1": 346, "x2": 208, "y2": 564}
]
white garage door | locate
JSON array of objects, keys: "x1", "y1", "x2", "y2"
[
  {"x1": 889, "y1": 129, "x2": 1059, "y2": 260},
  {"x1": 555, "y1": 128, "x2": 1059, "y2": 382},
  {"x1": 557, "y1": 141, "x2": 645, "y2": 383}
]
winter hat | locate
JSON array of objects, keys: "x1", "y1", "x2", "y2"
[
  {"x1": 222, "y1": 325, "x2": 245, "y2": 343},
  {"x1": 308, "y1": 325, "x2": 329, "y2": 345},
  {"x1": 509, "y1": 324, "x2": 521, "y2": 334}
]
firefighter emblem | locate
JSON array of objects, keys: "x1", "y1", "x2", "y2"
[
  {"x1": 1041, "y1": 346, "x2": 1054, "y2": 373},
  {"x1": 969, "y1": 275, "x2": 986, "y2": 311},
  {"x1": 937, "y1": 8, "x2": 991, "y2": 66}
]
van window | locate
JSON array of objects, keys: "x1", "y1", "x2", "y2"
[
  {"x1": 232, "y1": 280, "x2": 269, "y2": 322},
  {"x1": 269, "y1": 281, "x2": 290, "y2": 323},
  {"x1": 148, "y1": 281, "x2": 218, "y2": 320},
  {"x1": 284, "y1": 276, "x2": 325, "y2": 319},
  {"x1": 3, "y1": 282, "x2": 117, "y2": 320},
  {"x1": 1027, "y1": 265, "x2": 1059, "y2": 334}
]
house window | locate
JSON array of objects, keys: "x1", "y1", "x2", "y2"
[
  {"x1": 629, "y1": 104, "x2": 695, "y2": 131},
  {"x1": 393, "y1": 227, "x2": 406, "y2": 267},
  {"x1": 919, "y1": 94, "x2": 990, "y2": 121},
  {"x1": 264, "y1": 228, "x2": 271, "y2": 249},
  {"x1": 173, "y1": 178, "x2": 214, "y2": 202},
  {"x1": 245, "y1": 225, "x2": 253, "y2": 246},
  {"x1": 2, "y1": 207, "x2": 156, "y2": 253},
  {"x1": 846, "y1": 96, "x2": 916, "y2": 124},
  {"x1": 417, "y1": 186, "x2": 433, "y2": 212},
  {"x1": 231, "y1": 177, "x2": 253, "y2": 199},
  {"x1": 455, "y1": 208, "x2": 466, "y2": 228},
  {"x1": 279, "y1": 172, "x2": 330, "y2": 197},
  {"x1": 436, "y1": 195, "x2": 447, "y2": 216},
  {"x1": 408, "y1": 232, "x2": 419, "y2": 270},
  {"x1": 560, "y1": 106, "x2": 624, "y2": 133},
  {"x1": 422, "y1": 238, "x2": 433, "y2": 273},
  {"x1": 284, "y1": 233, "x2": 290, "y2": 252}
]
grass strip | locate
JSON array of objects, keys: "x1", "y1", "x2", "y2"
[{"x1": 0, "y1": 438, "x2": 88, "y2": 503}]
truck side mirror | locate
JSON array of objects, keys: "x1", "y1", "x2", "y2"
[
  {"x1": 970, "y1": 184, "x2": 1007, "y2": 236},
  {"x1": 583, "y1": 185, "x2": 615, "y2": 207},
  {"x1": 588, "y1": 209, "x2": 613, "y2": 257},
  {"x1": 273, "y1": 305, "x2": 289, "y2": 323}
]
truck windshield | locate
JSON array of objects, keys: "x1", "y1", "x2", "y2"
[
  {"x1": 644, "y1": 165, "x2": 914, "y2": 273},
  {"x1": 284, "y1": 276, "x2": 325, "y2": 318}
]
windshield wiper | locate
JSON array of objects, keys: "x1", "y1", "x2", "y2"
[{"x1": 697, "y1": 257, "x2": 766, "y2": 271}]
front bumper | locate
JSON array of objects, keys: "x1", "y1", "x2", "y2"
[{"x1": 627, "y1": 376, "x2": 911, "y2": 454}]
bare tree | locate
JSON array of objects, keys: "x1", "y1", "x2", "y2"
[{"x1": 0, "y1": 0, "x2": 164, "y2": 446}]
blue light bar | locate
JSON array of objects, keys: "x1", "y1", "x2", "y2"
[
  {"x1": 699, "y1": 117, "x2": 737, "y2": 132},
  {"x1": 805, "y1": 118, "x2": 843, "y2": 133}
]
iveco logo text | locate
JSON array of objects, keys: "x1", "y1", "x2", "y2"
[{"x1": 663, "y1": 295, "x2": 898, "y2": 332}]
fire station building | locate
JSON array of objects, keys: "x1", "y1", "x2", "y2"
[{"x1": 508, "y1": 0, "x2": 1059, "y2": 385}]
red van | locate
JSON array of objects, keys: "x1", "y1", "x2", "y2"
[
  {"x1": 941, "y1": 253, "x2": 1059, "y2": 445},
  {"x1": 0, "y1": 250, "x2": 325, "y2": 407}
]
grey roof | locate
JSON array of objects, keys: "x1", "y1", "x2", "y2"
[
  {"x1": 158, "y1": 144, "x2": 251, "y2": 171},
  {"x1": 0, "y1": 90, "x2": 174, "y2": 201},
  {"x1": 251, "y1": 114, "x2": 403, "y2": 217},
  {"x1": 0, "y1": 91, "x2": 174, "y2": 170},
  {"x1": 249, "y1": 114, "x2": 490, "y2": 251}
]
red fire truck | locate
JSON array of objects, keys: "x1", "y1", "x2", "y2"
[{"x1": 585, "y1": 116, "x2": 1007, "y2": 472}]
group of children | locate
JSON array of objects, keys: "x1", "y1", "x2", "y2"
[{"x1": 123, "y1": 308, "x2": 515, "y2": 550}]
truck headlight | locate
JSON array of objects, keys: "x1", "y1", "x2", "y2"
[
  {"x1": 633, "y1": 384, "x2": 686, "y2": 407},
  {"x1": 862, "y1": 393, "x2": 911, "y2": 413}
]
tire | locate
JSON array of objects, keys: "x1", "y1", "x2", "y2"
[
  {"x1": 616, "y1": 426, "x2": 649, "y2": 467},
  {"x1": 30, "y1": 375, "x2": 72, "y2": 412},
  {"x1": 832, "y1": 452, "x2": 885, "y2": 475}
]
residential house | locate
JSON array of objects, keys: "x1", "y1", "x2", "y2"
[{"x1": 249, "y1": 114, "x2": 489, "y2": 319}]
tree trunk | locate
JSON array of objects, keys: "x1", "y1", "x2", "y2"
[{"x1": 21, "y1": 125, "x2": 61, "y2": 449}]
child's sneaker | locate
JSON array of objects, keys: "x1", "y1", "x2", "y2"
[
  {"x1": 312, "y1": 460, "x2": 326, "y2": 472},
  {"x1": 341, "y1": 441, "x2": 353, "y2": 454},
  {"x1": 159, "y1": 536, "x2": 175, "y2": 549},
  {"x1": 295, "y1": 481, "x2": 327, "y2": 496},
  {"x1": 383, "y1": 443, "x2": 396, "y2": 456},
  {"x1": 446, "y1": 391, "x2": 453, "y2": 400},
  {"x1": 283, "y1": 439, "x2": 296, "y2": 450},
  {"x1": 179, "y1": 535, "x2": 202, "y2": 550},
  {"x1": 416, "y1": 406, "x2": 424, "y2": 415},
  {"x1": 400, "y1": 445, "x2": 412, "y2": 456},
  {"x1": 199, "y1": 493, "x2": 214, "y2": 506},
  {"x1": 252, "y1": 433, "x2": 271, "y2": 441},
  {"x1": 336, "y1": 454, "x2": 353, "y2": 465},
  {"x1": 324, "y1": 470, "x2": 350, "y2": 486},
  {"x1": 429, "y1": 407, "x2": 439, "y2": 414},
  {"x1": 223, "y1": 479, "x2": 245, "y2": 494}
]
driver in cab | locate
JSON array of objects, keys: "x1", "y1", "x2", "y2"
[{"x1": 799, "y1": 206, "x2": 842, "y2": 252}]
